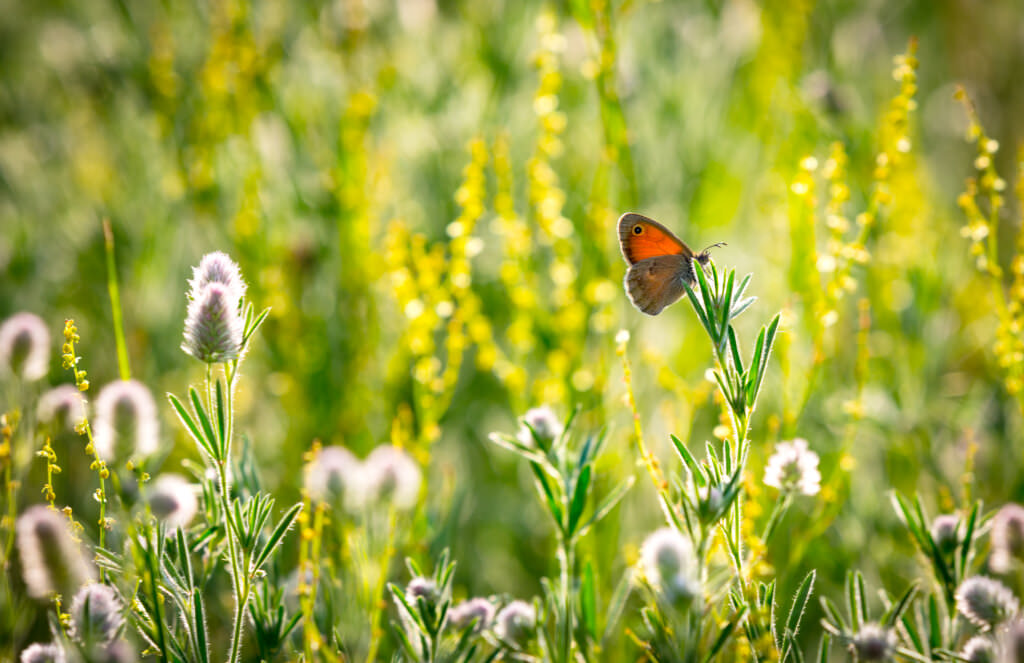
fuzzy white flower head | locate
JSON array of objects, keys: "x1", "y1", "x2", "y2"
[
  {"x1": 70, "y1": 583, "x2": 123, "y2": 646},
  {"x1": 188, "y1": 251, "x2": 247, "y2": 306},
  {"x1": 0, "y1": 312, "x2": 50, "y2": 381},
  {"x1": 763, "y1": 438, "x2": 821, "y2": 496},
  {"x1": 20, "y1": 643, "x2": 65, "y2": 663},
  {"x1": 449, "y1": 597, "x2": 496, "y2": 633},
  {"x1": 956, "y1": 576, "x2": 1019, "y2": 630},
  {"x1": 148, "y1": 474, "x2": 199, "y2": 529},
  {"x1": 961, "y1": 635, "x2": 996, "y2": 663},
  {"x1": 361, "y1": 445, "x2": 421, "y2": 510},
  {"x1": 494, "y1": 600, "x2": 536, "y2": 649},
  {"x1": 37, "y1": 385, "x2": 87, "y2": 432},
  {"x1": 16, "y1": 505, "x2": 95, "y2": 599},
  {"x1": 991, "y1": 504, "x2": 1024, "y2": 574},
  {"x1": 850, "y1": 622, "x2": 896, "y2": 661},
  {"x1": 181, "y1": 282, "x2": 244, "y2": 363},
  {"x1": 640, "y1": 528, "x2": 701, "y2": 606},
  {"x1": 517, "y1": 406, "x2": 562, "y2": 447},
  {"x1": 306, "y1": 446, "x2": 361, "y2": 507},
  {"x1": 93, "y1": 380, "x2": 159, "y2": 464}
]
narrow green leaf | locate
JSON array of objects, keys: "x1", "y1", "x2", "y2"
[
  {"x1": 168, "y1": 393, "x2": 217, "y2": 461},
  {"x1": 928, "y1": 594, "x2": 941, "y2": 652},
  {"x1": 214, "y1": 379, "x2": 226, "y2": 452},
  {"x1": 728, "y1": 325, "x2": 744, "y2": 374},
  {"x1": 882, "y1": 582, "x2": 918, "y2": 628},
  {"x1": 579, "y1": 476, "x2": 633, "y2": 536},
  {"x1": 719, "y1": 269, "x2": 735, "y2": 334},
  {"x1": 188, "y1": 387, "x2": 220, "y2": 462},
  {"x1": 671, "y1": 435, "x2": 707, "y2": 486},
  {"x1": 854, "y1": 571, "x2": 868, "y2": 625},
  {"x1": 580, "y1": 561, "x2": 597, "y2": 639},
  {"x1": 252, "y1": 503, "x2": 303, "y2": 574},
  {"x1": 530, "y1": 461, "x2": 564, "y2": 531},
  {"x1": 785, "y1": 570, "x2": 816, "y2": 639},
  {"x1": 817, "y1": 633, "x2": 831, "y2": 663},
  {"x1": 960, "y1": 501, "x2": 981, "y2": 577},
  {"x1": 683, "y1": 281, "x2": 714, "y2": 338},
  {"x1": 193, "y1": 588, "x2": 209, "y2": 663},
  {"x1": 567, "y1": 464, "x2": 591, "y2": 535}
]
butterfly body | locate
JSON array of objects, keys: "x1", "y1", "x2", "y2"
[{"x1": 617, "y1": 213, "x2": 721, "y2": 315}]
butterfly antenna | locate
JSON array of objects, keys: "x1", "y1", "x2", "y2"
[{"x1": 703, "y1": 241, "x2": 727, "y2": 252}]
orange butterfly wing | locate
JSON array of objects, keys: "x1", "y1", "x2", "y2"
[{"x1": 618, "y1": 213, "x2": 695, "y2": 265}]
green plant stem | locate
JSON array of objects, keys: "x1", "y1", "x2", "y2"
[
  {"x1": 364, "y1": 510, "x2": 398, "y2": 663},
  {"x1": 558, "y1": 536, "x2": 577, "y2": 663},
  {"x1": 103, "y1": 219, "x2": 131, "y2": 381}
]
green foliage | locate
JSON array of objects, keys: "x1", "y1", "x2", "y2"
[{"x1": 3, "y1": 1, "x2": 1024, "y2": 662}]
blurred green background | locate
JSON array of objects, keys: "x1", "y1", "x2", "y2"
[{"x1": 4, "y1": 0, "x2": 1024, "y2": 654}]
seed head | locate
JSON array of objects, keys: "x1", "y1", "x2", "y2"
[
  {"x1": 493, "y1": 600, "x2": 536, "y2": 649},
  {"x1": 517, "y1": 406, "x2": 562, "y2": 447},
  {"x1": 991, "y1": 504, "x2": 1024, "y2": 573},
  {"x1": 188, "y1": 251, "x2": 246, "y2": 307},
  {"x1": 962, "y1": 636, "x2": 996, "y2": 663},
  {"x1": 16, "y1": 505, "x2": 94, "y2": 599},
  {"x1": 148, "y1": 474, "x2": 199, "y2": 529},
  {"x1": 956, "y1": 576, "x2": 1019, "y2": 629},
  {"x1": 850, "y1": 622, "x2": 896, "y2": 661},
  {"x1": 37, "y1": 384, "x2": 87, "y2": 432},
  {"x1": 93, "y1": 380, "x2": 159, "y2": 464},
  {"x1": 930, "y1": 514, "x2": 961, "y2": 555},
  {"x1": 306, "y1": 446, "x2": 361, "y2": 508},
  {"x1": 181, "y1": 282, "x2": 244, "y2": 363},
  {"x1": 449, "y1": 597, "x2": 495, "y2": 633},
  {"x1": 19, "y1": 643, "x2": 65, "y2": 663},
  {"x1": 640, "y1": 528, "x2": 701, "y2": 607},
  {"x1": 0, "y1": 312, "x2": 50, "y2": 381},
  {"x1": 763, "y1": 438, "x2": 821, "y2": 496},
  {"x1": 70, "y1": 583, "x2": 123, "y2": 646},
  {"x1": 362, "y1": 445, "x2": 421, "y2": 510}
]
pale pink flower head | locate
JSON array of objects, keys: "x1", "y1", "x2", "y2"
[
  {"x1": 93, "y1": 380, "x2": 159, "y2": 464},
  {"x1": 37, "y1": 385, "x2": 87, "y2": 432},
  {"x1": 0, "y1": 312, "x2": 50, "y2": 381}
]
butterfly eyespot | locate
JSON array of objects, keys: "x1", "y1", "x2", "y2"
[{"x1": 632, "y1": 225, "x2": 643, "y2": 235}]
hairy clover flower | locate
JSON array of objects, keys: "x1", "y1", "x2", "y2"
[
  {"x1": 0, "y1": 312, "x2": 50, "y2": 381},
  {"x1": 362, "y1": 445, "x2": 421, "y2": 510},
  {"x1": 763, "y1": 438, "x2": 821, "y2": 496},
  {"x1": 956, "y1": 576, "x2": 1019, "y2": 629},
  {"x1": 962, "y1": 636, "x2": 996, "y2": 663},
  {"x1": 16, "y1": 505, "x2": 94, "y2": 599},
  {"x1": 517, "y1": 406, "x2": 562, "y2": 447},
  {"x1": 449, "y1": 597, "x2": 495, "y2": 633},
  {"x1": 37, "y1": 384, "x2": 87, "y2": 432},
  {"x1": 991, "y1": 504, "x2": 1024, "y2": 573},
  {"x1": 931, "y1": 514, "x2": 961, "y2": 555},
  {"x1": 406, "y1": 577, "x2": 439, "y2": 604},
  {"x1": 70, "y1": 583, "x2": 123, "y2": 646},
  {"x1": 188, "y1": 251, "x2": 247, "y2": 306},
  {"x1": 850, "y1": 622, "x2": 896, "y2": 661},
  {"x1": 20, "y1": 643, "x2": 65, "y2": 663},
  {"x1": 93, "y1": 380, "x2": 159, "y2": 464},
  {"x1": 181, "y1": 282, "x2": 243, "y2": 363},
  {"x1": 148, "y1": 474, "x2": 199, "y2": 529},
  {"x1": 306, "y1": 446, "x2": 361, "y2": 508},
  {"x1": 494, "y1": 600, "x2": 536, "y2": 649},
  {"x1": 640, "y1": 528, "x2": 702, "y2": 607}
]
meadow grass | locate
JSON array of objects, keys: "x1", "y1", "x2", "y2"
[{"x1": 3, "y1": 1, "x2": 1024, "y2": 662}]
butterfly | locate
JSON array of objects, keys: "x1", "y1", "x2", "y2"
[{"x1": 618, "y1": 212, "x2": 724, "y2": 315}]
